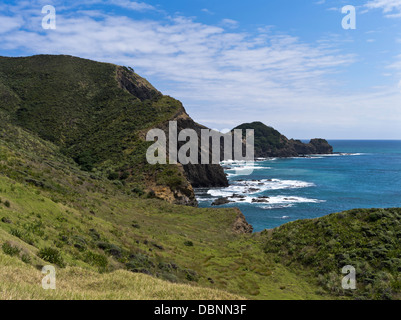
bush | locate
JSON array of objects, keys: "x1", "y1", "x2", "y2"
[
  {"x1": 107, "y1": 172, "x2": 119, "y2": 180},
  {"x1": 4, "y1": 200, "x2": 10, "y2": 208},
  {"x1": 185, "y1": 269, "x2": 199, "y2": 282},
  {"x1": 21, "y1": 253, "x2": 31, "y2": 264},
  {"x1": 74, "y1": 151, "x2": 97, "y2": 171},
  {"x1": 126, "y1": 253, "x2": 154, "y2": 271},
  {"x1": 131, "y1": 186, "x2": 144, "y2": 196},
  {"x1": 97, "y1": 242, "x2": 122, "y2": 258},
  {"x1": 2, "y1": 242, "x2": 20, "y2": 256},
  {"x1": 38, "y1": 247, "x2": 65, "y2": 267},
  {"x1": 184, "y1": 241, "x2": 194, "y2": 247},
  {"x1": 84, "y1": 251, "x2": 108, "y2": 272}
]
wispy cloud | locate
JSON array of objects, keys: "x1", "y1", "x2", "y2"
[
  {"x1": 201, "y1": 8, "x2": 214, "y2": 15},
  {"x1": 365, "y1": 0, "x2": 401, "y2": 17},
  {"x1": 109, "y1": 0, "x2": 157, "y2": 11},
  {"x1": 0, "y1": 1, "x2": 400, "y2": 138},
  {"x1": 220, "y1": 18, "x2": 239, "y2": 29}
]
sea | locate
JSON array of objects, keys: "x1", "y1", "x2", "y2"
[{"x1": 195, "y1": 140, "x2": 401, "y2": 232}]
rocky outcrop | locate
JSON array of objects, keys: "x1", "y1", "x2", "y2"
[
  {"x1": 232, "y1": 209, "x2": 253, "y2": 234},
  {"x1": 309, "y1": 138, "x2": 333, "y2": 154},
  {"x1": 156, "y1": 105, "x2": 229, "y2": 189},
  {"x1": 291, "y1": 138, "x2": 333, "y2": 155},
  {"x1": 232, "y1": 122, "x2": 333, "y2": 158},
  {"x1": 116, "y1": 66, "x2": 161, "y2": 101},
  {"x1": 211, "y1": 197, "x2": 232, "y2": 206}
]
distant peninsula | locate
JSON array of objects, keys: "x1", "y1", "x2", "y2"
[{"x1": 233, "y1": 121, "x2": 333, "y2": 158}]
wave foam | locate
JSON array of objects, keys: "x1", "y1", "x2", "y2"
[{"x1": 207, "y1": 179, "x2": 315, "y2": 198}]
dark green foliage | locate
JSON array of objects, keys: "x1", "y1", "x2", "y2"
[
  {"x1": 233, "y1": 121, "x2": 285, "y2": 155},
  {"x1": 126, "y1": 253, "x2": 155, "y2": 271},
  {"x1": 156, "y1": 167, "x2": 186, "y2": 191},
  {"x1": 2, "y1": 242, "x2": 20, "y2": 256},
  {"x1": 4, "y1": 200, "x2": 10, "y2": 208},
  {"x1": 84, "y1": 251, "x2": 108, "y2": 272},
  {"x1": 38, "y1": 247, "x2": 65, "y2": 267},
  {"x1": 21, "y1": 253, "x2": 31, "y2": 264},
  {"x1": 107, "y1": 172, "x2": 119, "y2": 180},
  {"x1": 97, "y1": 242, "x2": 122, "y2": 258},
  {"x1": 9, "y1": 228, "x2": 35, "y2": 246},
  {"x1": 263, "y1": 208, "x2": 401, "y2": 300},
  {"x1": 185, "y1": 269, "x2": 199, "y2": 282},
  {"x1": 184, "y1": 241, "x2": 194, "y2": 247},
  {"x1": 0, "y1": 55, "x2": 183, "y2": 192},
  {"x1": 131, "y1": 186, "x2": 145, "y2": 196},
  {"x1": 72, "y1": 235, "x2": 87, "y2": 251},
  {"x1": 73, "y1": 151, "x2": 97, "y2": 172},
  {"x1": 1, "y1": 217, "x2": 11, "y2": 224}
]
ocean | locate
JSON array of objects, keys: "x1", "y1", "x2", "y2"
[{"x1": 195, "y1": 140, "x2": 401, "y2": 232}]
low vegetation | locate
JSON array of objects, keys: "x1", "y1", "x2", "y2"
[{"x1": 263, "y1": 208, "x2": 401, "y2": 300}]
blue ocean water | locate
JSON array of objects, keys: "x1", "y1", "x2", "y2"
[{"x1": 195, "y1": 140, "x2": 401, "y2": 232}]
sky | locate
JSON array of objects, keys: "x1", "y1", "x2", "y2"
[{"x1": 0, "y1": 0, "x2": 400, "y2": 139}]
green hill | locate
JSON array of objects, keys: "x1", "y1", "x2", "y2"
[
  {"x1": 233, "y1": 121, "x2": 333, "y2": 157},
  {"x1": 0, "y1": 55, "x2": 399, "y2": 300},
  {"x1": 0, "y1": 55, "x2": 228, "y2": 205},
  {"x1": 263, "y1": 208, "x2": 401, "y2": 300}
]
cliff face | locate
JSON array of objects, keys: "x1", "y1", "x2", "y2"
[
  {"x1": 153, "y1": 106, "x2": 229, "y2": 189},
  {"x1": 232, "y1": 122, "x2": 333, "y2": 158}
]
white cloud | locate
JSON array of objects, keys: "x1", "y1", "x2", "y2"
[
  {"x1": 201, "y1": 8, "x2": 214, "y2": 15},
  {"x1": 109, "y1": 0, "x2": 156, "y2": 11},
  {"x1": 221, "y1": 19, "x2": 239, "y2": 28},
  {"x1": 0, "y1": 15, "x2": 24, "y2": 33},
  {"x1": 365, "y1": 0, "x2": 401, "y2": 17},
  {"x1": 0, "y1": 2, "x2": 400, "y2": 138}
]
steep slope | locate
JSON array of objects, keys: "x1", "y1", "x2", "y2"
[
  {"x1": 0, "y1": 55, "x2": 227, "y2": 205},
  {"x1": 233, "y1": 121, "x2": 333, "y2": 158}
]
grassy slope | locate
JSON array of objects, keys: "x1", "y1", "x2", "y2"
[
  {"x1": 0, "y1": 252, "x2": 243, "y2": 300},
  {"x1": 0, "y1": 113, "x2": 322, "y2": 300}
]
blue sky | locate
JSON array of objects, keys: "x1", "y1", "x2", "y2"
[{"x1": 0, "y1": 0, "x2": 401, "y2": 139}]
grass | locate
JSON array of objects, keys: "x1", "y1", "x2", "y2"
[
  {"x1": 0, "y1": 115, "x2": 324, "y2": 299},
  {"x1": 0, "y1": 252, "x2": 244, "y2": 300}
]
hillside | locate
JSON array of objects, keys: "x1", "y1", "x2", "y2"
[
  {"x1": 233, "y1": 121, "x2": 333, "y2": 158},
  {"x1": 0, "y1": 108, "x2": 323, "y2": 299},
  {"x1": 263, "y1": 208, "x2": 401, "y2": 300},
  {"x1": 0, "y1": 55, "x2": 227, "y2": 206}
]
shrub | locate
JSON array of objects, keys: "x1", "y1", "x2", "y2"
[
  {"x1": 97, "y1": 242, "x2": 122, "y2": 258},
  {"x1": 107, "y1": 172, "x2": 119, "y2": 180},
  {"x1": 131, "y1": 186, "x2": 144, "y2": 196},
  {"x1": 84, "y1": 251, "x2": 108, "y2": 272},
  {"x1": 21, "y1": 253, "x2": 31, "y2": 264},
  {"x1": 4, "y1": 200, "x2": 10, "y2": 208},
  {"x1": 2, "y1": 242, "x2": 20, "y2": 256},
  {"x1": 185, "y1": 269, "x2": 199, "y2": 282},
  {"x1": 184, "y1": 241, "x2": 194, "y2": 247},
  {"x1": 73, "y1": 151, "x2": 97, "y2": 171},
  {"x1": 38, "y1": 247, "x2": 65, "y2": 267},
  {"x1": 126, "y1": 253, "x2": 154, "y2": 271}
]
